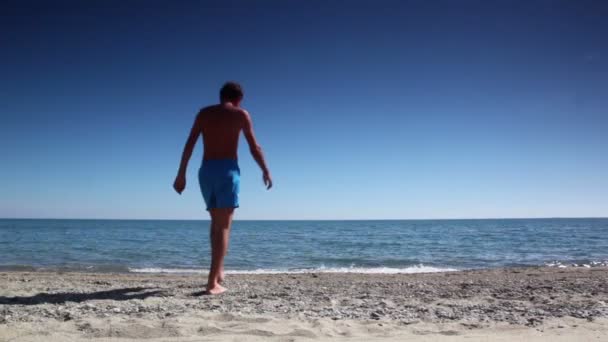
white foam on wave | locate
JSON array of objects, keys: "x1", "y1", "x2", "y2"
[
  {"x1": 129, "y1": 268, "x2": 208, "y2": 274},
  {"x1": 129, "y1": 264, "x2": 457, "y2": 275},
  {"x1": 545, "y1": 260, "x2": 608, "y2": 268}
]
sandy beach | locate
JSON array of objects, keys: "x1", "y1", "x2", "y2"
[{"x1": 1, "y1": 267, "x2": 607, "y2": 341}]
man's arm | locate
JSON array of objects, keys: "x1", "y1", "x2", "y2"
[
  {"x1": 173, "y1": 112, "x2": 202, "y2": 194},
  {"x1": 242, "y1": 111, "x2": 272, "y2": 190}
]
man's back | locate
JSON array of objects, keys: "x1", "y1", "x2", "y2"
[{"x1": 199, "y1": 104, "x2": 245, "y2": 160}]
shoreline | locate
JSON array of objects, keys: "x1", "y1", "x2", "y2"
[
  {"x1": 1, "y1": 267, "x2": 607, "y2": 340},
  {"x1": 1, "y1": 262, "x2": 606, "y2": 275},
  {"x1": 3, "y1": 217, "x2": 608, "y2": 221},
  {"x1": 0, "y1": 264, "x2": 461, "y2": 275}
]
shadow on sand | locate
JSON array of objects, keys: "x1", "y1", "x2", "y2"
[{"x1": 0, "y1": 287, "x2": 166, "y2": 305}]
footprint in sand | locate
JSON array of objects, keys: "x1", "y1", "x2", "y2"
[
  {"x1": 285, "y1": 328, "x2": 317, "y2": 338},
  {"x1": 89, "y1": 323, "x2": 180, "y2": 339},
  {"x1": 197, "y1": 326, "x2": 223, "y2": 335},
  {"x1": 439, "y1": 330, "x2": 460, "y2": 336},
  {"x1": 241, "y1": 316, "x2": 272, "y2": 323},
  {"x1": 209, "y1": 312, "x2": 271, "y2": 323},
  {"x1": 211, "y1": 313, "x2": 236, "y2": 321},
  {"x1": 413, "y1": 329, "x2": 461, "y2": 336},
  {"x1": 240, "y1": 329, "x2": 276, "y2": 336}
]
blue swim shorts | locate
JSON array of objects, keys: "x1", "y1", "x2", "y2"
[{"x1": 198, "y1": 159, "x2": 240, "y2": 210}]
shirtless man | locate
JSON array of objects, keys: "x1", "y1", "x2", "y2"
[{"x1": 173, "y1": 82, "x2": 272, "y2": 295}]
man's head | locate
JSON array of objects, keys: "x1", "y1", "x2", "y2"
[{"x1": 220, "y1": 81, "x2": 243, "y2": 106}]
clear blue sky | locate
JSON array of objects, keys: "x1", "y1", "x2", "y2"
[{"x1": 1, "y1": 0, "x2": 607, "y2": 220}]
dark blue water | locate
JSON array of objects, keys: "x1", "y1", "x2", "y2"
[{"x1": 0, "y1": 219, "x2": 607, "y2": 273}]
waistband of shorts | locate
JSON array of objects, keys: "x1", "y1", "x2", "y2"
[{"x1": 201, "y1": 159, "x2": 239, "y2": 168}]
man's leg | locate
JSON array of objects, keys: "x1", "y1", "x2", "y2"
[
  {"x1": 209, "y1": 220, "x2": 218, "y2": 281},
  {"x1": 209, "y1": 220, "x2": 230, "y2": 283},
  {"x1": 207, "y1": 208, "x2": 234, "y2": 295}
]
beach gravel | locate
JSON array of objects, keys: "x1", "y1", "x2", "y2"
[{"x1": 0, "y1": 267, "x2": 607, "y2": 326}]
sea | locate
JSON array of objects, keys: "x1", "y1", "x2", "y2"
[{"x1": 0, "y1": 218, "x2": 607, "y2": 274}]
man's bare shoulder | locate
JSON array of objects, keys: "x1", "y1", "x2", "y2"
[
  {"x1": 236, "y1": 108, "x2": 252, "y2": 126},
  {"x1": 237, "y1": 107, "x2": 250, "y2": 117},
  {"x1": 197, "y1": 105, "x2": 219, "y2": 116}
]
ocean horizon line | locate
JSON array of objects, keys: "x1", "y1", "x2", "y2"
[{"x1": 1, "y1": 216, "x2": 607, "y2": 221}]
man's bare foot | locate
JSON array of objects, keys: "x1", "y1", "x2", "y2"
[{"x1": 206, "y1": 284, "x2": 227, "y2": 295}]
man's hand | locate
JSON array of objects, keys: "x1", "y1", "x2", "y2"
[
  {"x1": 173, "y1": 174, "x2": 186, "y2": 194},
  {"x1": 263, "y1": 171, "x2": 273, "y2": 190}
]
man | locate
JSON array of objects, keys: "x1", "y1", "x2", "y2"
[{"x1": 173, "y1": 81, "x2": 272, "y2": 295}]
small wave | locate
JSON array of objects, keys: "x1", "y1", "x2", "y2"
[
  {"x1": 0, "y1": 265, "x2": 38, "y2": 272},
  {"x1": 129, "y1": 264, "x2": 457, "y2": 274},
  {"x1": 544, "y1": 260, "x2": 608, "y2": 268},
  {"x1": 0, "y1": 264, "x2": 131, "y2": 273},
  {"x1": 129, "y1": 268, "x2": 208, "y2": 274}
]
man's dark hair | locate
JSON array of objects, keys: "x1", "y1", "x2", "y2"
[{"x1": 220, "y1": 81, "x2": 244, "y2": 101}]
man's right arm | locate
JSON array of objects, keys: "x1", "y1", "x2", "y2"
[
  {"x1": 173, "y1": 111, "x2": 202, "y2": 194},
  {"x1": 242, "y1": 110, "x2": 272, "y2": 190}
]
